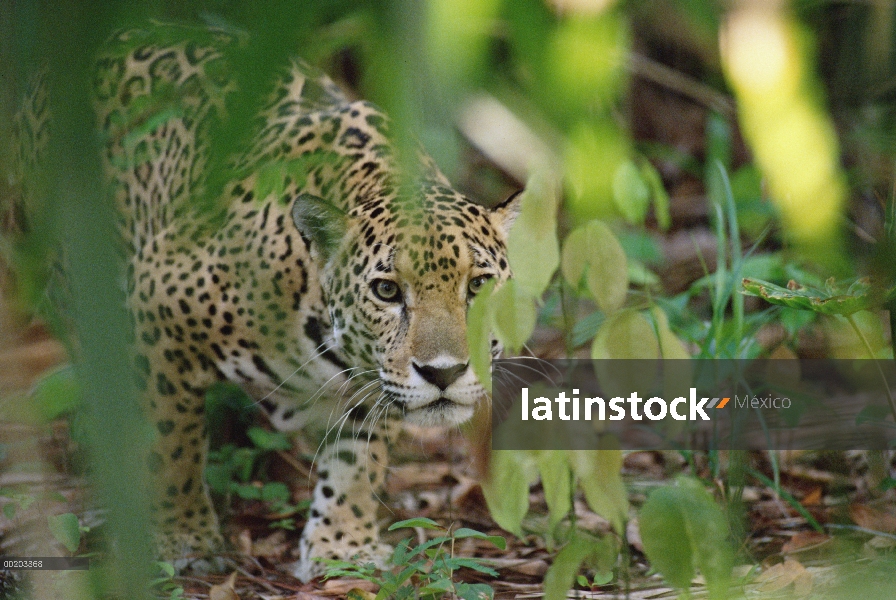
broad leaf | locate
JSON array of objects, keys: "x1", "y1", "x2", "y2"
[
  {"x1": 564, "y1": 121, "x2": 628, "y2": 224},
  {"x1": 639, "y1": 477, "x2": 733, "y2": 599},
  {"x1": 446, "y1": 557, "x2": 499, "y2": 576},
  {"x1": 647, "y1": 306, "x2": 691, "y2": 360},
  {"x1": 233, "y1": 483, "x2": 262, "y2": 500},
  {"x1": 452, "y1": 528, "x2": 507, "y2": 550},
  {"x1": 48, "y1": 512, "x2": 81, "y2": 553},
  {"x1": 260, "y1": 482, "x2": 290, "y2": 502},
  {"x1": 562, "y1": 220, "x2": 628, "y2": 313},
  {"x1": 543, "y1": 534, "x2": 593, "y2": 600},
  {"x1": 612, "y1": 159, "x2": 650, "y2": 225},
  {"x1": 492, "y1": 280, "x2": 536, "y2": 354},
  {"x1": 569, "y1": 450, "x2": 627, "y2": 533},
  {"x1": 389, "y1": 517, "x2": 444, "y2": 531},
  {"x1": 454, "y1": 582, "x2": 495, "y2": 600},
  {"x1": 591, "y1": 309, "x2": 658, "y2": 360},
  {"x1": 640, "y1": 159, "x2": 671, "y2": 230},
  {"x1": 536, "y1": 451, "x2": 571, "y2": 529},
  {"x1": 254, "y1": 162, "x2": 285, "y2": 202},
  {"x1": 647, "y1": 306, "x2": 693, "y2": 398},
  {"x1": 466, "y1": 279, "x2": 496, "y2": 393},
  {"x1": 507, "y1": 173, "x2": 560, "y2": 296},
  {"x1": 481, "y1": 450, "x2": 538, "y2": 536},
  {"x1": 742, "y1": 277, "x2": 895, "y2": 316},
  {"x1": 592, "y1": 309, "x2": 661, "y2": 398},
  {"x1": 247, "y1": 427, "x2": 292, "y2": 451},
  {"x1": 32, "y1": 366, "x2": 81, "y2": 422}
]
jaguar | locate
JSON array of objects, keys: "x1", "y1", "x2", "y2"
[{"x1": 15, "y1": 25, "x2": 521, "y2": 580}]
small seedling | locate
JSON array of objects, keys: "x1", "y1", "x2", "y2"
[
  {"x1": 205, "y1": 426, "x2": 306, "y2": 529},
  {"x1": 150, "y1": 562, "x2": 185, "y2": 600},
  {"x1": 322, "y1": 517, "x2": 504, "y2": 600}
]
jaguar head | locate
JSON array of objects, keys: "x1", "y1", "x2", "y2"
[{"x1": 293, "y1": 185, "x2": 521, "y2": 426}]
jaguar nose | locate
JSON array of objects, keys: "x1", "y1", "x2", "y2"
[{"x1": 413, "y1": 362, "x2": 468, "y2": 391}]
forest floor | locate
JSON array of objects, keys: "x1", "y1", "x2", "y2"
[{"x1": 3, "y1": 292, "x2": 896, "y2": 599}]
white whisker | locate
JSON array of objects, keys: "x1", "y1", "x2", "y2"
[{"x1": 254, "y1": 340, "x2": 337, "y2": 406}]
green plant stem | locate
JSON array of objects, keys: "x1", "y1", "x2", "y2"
[
  {"x1": 718, "y1": 162, "x2": 745, "y2": 351},
  {"x1": 889, "y1": 299, "x2": 896, "y2": 362},
  {"x1": 559, "y1": 280, "x2": 578, "y2": 358},
  {"x1": 45, "y1": 3, "x2": 154, "y2": 596},
  {"x1": 749, "y1": 469, "x2": 823, "y2": 532},
  {"x1": 846, "y1": 313, "x2": 896, "y2": 423}
]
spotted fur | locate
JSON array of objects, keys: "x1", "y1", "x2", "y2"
[{"x1": 90, "y1": 26, "x2": 520, "y2": 580}]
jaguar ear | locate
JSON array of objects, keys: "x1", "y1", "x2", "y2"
[
  {"x1": 291, "y1": 193, "x2": 348, "y2": 259},
  {"x1": 490, "y1": 189, "x2": 523, "y2": 238}
]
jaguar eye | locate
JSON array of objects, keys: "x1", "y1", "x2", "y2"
[
  {"x1": 371, "y1": 279, "x2": 401, "y2": 303},
  {"x1": 468, "y1": 275, "x2": 491, "y2": 296}
]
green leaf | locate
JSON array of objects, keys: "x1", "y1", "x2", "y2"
[
  {"x1": 261, "y1": 482, "x2": 290, "y2": 502},
  {"x1": 507, "y1": 173, "x2": 560, "y2": 296},
  {"x1": 564, "y1": 123, "x2": 629, "y2": 225},
  {"x1": 418, "y1": 579, "x2": 454, "y2": 594},
  {"x1": 380, "y1": 564, "x2": 419, "y2": 597},
  {"x1": 627, "y1": 259, "x2": 660, "y2": 288},
  {"x1": 592, "y1": 569, "x2": 613, "y2": 585},
  {"x1": 284, "y1": 157, "x2": 310, "y2": 191},
  {"x1": 639, "y1": 477, "x2": 733, "y2": 599},
  {"x1": 205, "y1": 382, "x2": 257, "y2": 440},
  {"x1": 466, "y1": 278, "x2": 496, "y2": 393},
  {"x1": 481, "y1": 450, "x2": 538, "y2": 536},
  {"x1": 427, "y1": 0, "x2": 502, "y2": 87},
  {"x1": 647, "y1": 306, "x2": 691, "y2": 360},
  {"x1": 121, "y1": 107, "x2": 182, "y2": 152},
  {"x1": 31, "y1": 366, "x2": 81, "y2": 421},
  {"x1": 389, "y1": 539, "x2": 413, "y2": 566},
  {"x1": 452, "y1": 528, "x2": 507, "y2": 550},
  {"x1": 591, "y1": 309, "x2": 662, "y2": 398},
  {"x1": 639, "y1": 159, "x2": 671, "y2": 230},
  {"x1": 879, "y1": 477, "x2": 896, "y2": 492},
  {"x1": 612, "y1": 159, "x2": 651, "y2": 225},
  {"x1": 536, "y1": 451, "x2": 571, "y2": 529},
  {"x1": 255, "y1": 162, "x2": 285, "y2": 202},
  {"x1": 571, "y1": 311, "x2": 605, "y2": 348},
  {"x1": 562, "y1": 220, "x2": 628, "y2": 313},
  {"x1": 543, "y1": 534, "x2": 593, "y2": 600},
  {"x1": 454, "y1": 582, "x2": 495, "y2": 600},
  {"x1": 47, "y1": 512, "x2": 81, "y2": 553},
  {"x1": 48, "y1": 492, "x2": 67, "y2": 503},
  {"x1": 234, "y1": 447, "x2": 257, "y2": 482},
  {"x1": 730, "y1": 164, "x2": 774, "y2": 238},
  {"x1": 492, "y1": 280, "x2": 536, "y2": 354},
  {"x1": 246, "y1": 427, "x2": 292, "y2": 451},
  {"x1": 12, "y1": 492, "x2": 34, "y2": 511},
  {"x1": 445, "y1": 557, "x2": 498, "y2": 576},
  {"x1": 646, "y1": 307, "x2": 693, "y2": 399},
  {"x1": 742, "y1": 277, "x2": 895, "y2": 316},
  {"x1": 591, "y1": 309, "x2": 658, "y2": 359},
  {"x1": 569, "y1": 450, "x2": 627, "y2": 533},
  {"x1": 205, "y1": 381, "x2": 255, "y2": 413},
  {"x1": 389, "y1": 517, "x2": 444, "y2": 531},
  {"x1": 233, "y1": 483, "x2": 262, "y2": 500},
  {"x1": 155, "y1": 561, "x2": 176, "y2": 578},
  {"x1": 204, "y1": 462, "x2": 232, "y2": 494}
]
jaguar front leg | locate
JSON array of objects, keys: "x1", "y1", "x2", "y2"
[
  {"x1": 290, "y1": 419, "x2": 395, "y2": 582},
  {"x1": 139, "y1": 346, "x2": 225, "y2": 571}
]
